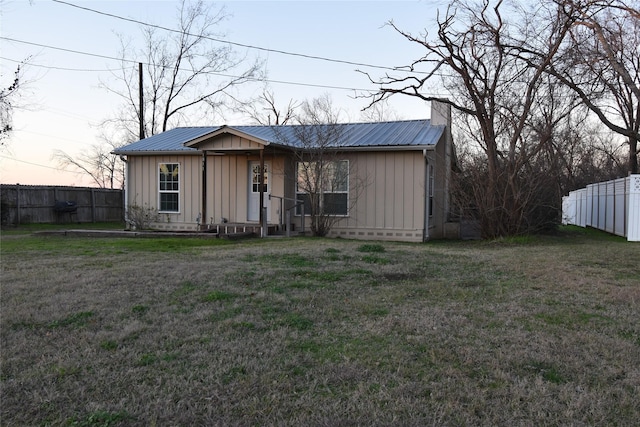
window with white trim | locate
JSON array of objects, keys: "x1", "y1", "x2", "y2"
[
  {"x1": 159, "y1": 163, "x2": 179, "y2": 212},
  {"x1": 296, "y1": 160, "x2": 349, "y2": 216},
  {"x1": 251, "y1": 164, "x2": 268, "y2": 193}
]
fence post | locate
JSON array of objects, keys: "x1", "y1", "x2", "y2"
[
  {"x1": 91, "y1": 188, "x2": 96, "y2": 223},
  {"x1": 15, "y1": 184, "x2": 21, "y2": 225},
  {"x1": 628, "y1": 175, "x2": 640, "y2": 242},
  {"x1": 624, "y1": 176, "x2": 628, "y2": 237}
]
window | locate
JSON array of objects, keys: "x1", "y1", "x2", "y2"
[
  {"x1": 159, "y1": 163, "x2": 179, "y2": 212},
  {"x1": 251, "y1": 164, "x2": 268, "y2": 193},
  {"x1": 296, "y1": 160, "x2": 348, "y2": 216}
]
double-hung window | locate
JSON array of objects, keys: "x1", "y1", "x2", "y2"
[
  {"x1": 296, "y1": 160, "x2": 348, "y2": 216},
  {"x1": 159, "y1": 163, "x2": 179, "y2": 212}
]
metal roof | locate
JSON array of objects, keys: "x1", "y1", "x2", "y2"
[
  {"x1": 114, "y1": 127, "x2": 214, "y2": 153},
  {"x1": 114, "y1": 120, "x2": 444, "y2": 154}
]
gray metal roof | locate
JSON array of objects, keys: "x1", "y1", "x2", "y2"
[
  {"x1": 114, "y1": 127, "x2": 215, "y2": 153},
  {"x1": 114, "y1": 120, "x2": 444, "y2": 154}
]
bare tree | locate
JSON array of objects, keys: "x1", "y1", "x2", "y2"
[
  {"x1": 0, "y1": 60, "x2": 26, "y2": 148},
  {"x1": 544, "y1": 0, "x2": 640, "y2": 174},
  {"x1": 102, "y1": 0, "x2": 263, "y2": 141},
  {"x1": 274, "y1": 95, "x2": 363, "y2": 237},
  {"x1": 359, "y1": 98, "x2": 402, "y2": 122},
  {"x1": 62, "y1": 0, "x2": 263, "y2": 188},
  {"x1": 240, "y1": 90, "x2": 299, "y2": 125},
  {"x1": 363, "y1": 0, "x2": 583, "y2": 237},
  {"x1": 53, "y1": 136, "x2": 125, "y2": 189}
]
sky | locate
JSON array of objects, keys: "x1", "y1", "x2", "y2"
[{"x1": 0, "y1": 0, "x2": 446, "y2": 186}]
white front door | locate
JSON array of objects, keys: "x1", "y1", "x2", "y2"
[{"x1": 248, "y1": 161, "x2": 270, "y2": 222}]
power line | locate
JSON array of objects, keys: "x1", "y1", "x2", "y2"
[
  {"x1": 0, "y1": 154, "x2": 83, "y2": 175},
  {"x1": 0, "y1": 37, "x2": 378, "y2": 92},
  {"x1": 51, "y1": 0, "x2": 404, "y2": 73},
  {"x1": 1, "y1": 37, "x2": 133, "y2": 64},
  {"x1": 19, "y1": 129, "x2": 96, "y2": 146},
  {"x1": 0, "y1": 56, "x2": 131, "y2": 73}
]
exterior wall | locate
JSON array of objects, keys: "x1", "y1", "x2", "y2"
[
  {"x1": 429, "y1": 101, "x2": 453, "y2": 239},
  {"x1": 206, "y1": 154, "x2": 247, "y2": 224},
  {"x1": 124, "y1": 118, "x2": 453, "y2": 242},
  {"x1": 296, "y1": 150, "x2": 429, "y2": 242},
  {"x1": 126, "y1": 154, "x2": 202, "y2": 231},
  {"x1": 205, "y1": 152, "x2": 286, "y2": 226},
  {"x1": 430, "y1": 130, "x2": 451, "y2": 238},
  {"x1": 300, "y1": 138, "x2": 450, "y2": 242}
]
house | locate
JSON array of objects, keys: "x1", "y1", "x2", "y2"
[{"x1": 113, "y1": 101, "x2": 455, "y2": 242}]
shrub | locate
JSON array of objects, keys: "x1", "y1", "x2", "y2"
[{"x1": 126, "y1": 203, "x2": 158, "y2": 230}]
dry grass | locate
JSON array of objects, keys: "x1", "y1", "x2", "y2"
[{"x1": 1, "y1": 228, "x2": 638, "y2": 426}]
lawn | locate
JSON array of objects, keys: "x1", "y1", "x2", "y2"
[{"x1": 1, "y1": 227, "x2": 638, "y2": 426}]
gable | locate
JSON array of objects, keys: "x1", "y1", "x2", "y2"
[
  {"x1": 185, "y1": 126, "x2": 269, "y2": 151},
  {"x1": 189, "y1": 134, "x2": 266, "y2": 151}
]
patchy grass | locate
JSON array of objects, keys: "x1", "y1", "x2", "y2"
[
  {"x1": 1, "y1": 229, "x2": 638, "y2": 426},
  {"x1": 48, "y1": 311, "x2": 95, "y2": 329},
  {"x1": 67, "y1": 410, "x2": 133, "y2": 427},
  {"x1": 357, "y1": 243, "x2": 386, "y2": 253}
]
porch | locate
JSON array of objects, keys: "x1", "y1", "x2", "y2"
[{"x1": 199, "y1": 220, "x2": 300, "y2": 239}]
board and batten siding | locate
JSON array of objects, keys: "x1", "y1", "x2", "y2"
[
  {"x1": 125, "y1": 142, "x2": 446, "y2": 241},
  {"x1": 327, "y1": 150, "x2": 427, "y2": 242},
  {"x1": 127, "y1": 154, "x2": 202, "y2": 230},
  {"x1": 207, "y1": 154, "x2": 246, "y2": 223},
  {"x1": 206, "y1": 153, "x2": 286, "y2": 224}
]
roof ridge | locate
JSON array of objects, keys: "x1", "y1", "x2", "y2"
[
  {"x1": 228, "y1": 119, "x2": 428, "y2": 129},
  {"x1": 171, "y1": 119, "x2": 430, "y2": 131},
  {"x1": 173, "y1": 126, "x2": 217, "y2": 129}
]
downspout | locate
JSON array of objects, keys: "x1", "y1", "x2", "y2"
[
  {"x1": 423, "y1": 149, "x2": 430, "y2": 242},
  {"x1": 120, "y1": 155, "x2": 129, "y2": 227},
  {"x1": 201, "y1": 150, "x2": 207, "y2": 231}
]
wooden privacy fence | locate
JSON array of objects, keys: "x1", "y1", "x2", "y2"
[
  {"x1": 562, "y1": 174, "x2": 640, "y2": 242},
  {"x1": 1, "y1": 185, "x2": 124, "y2": 225}
]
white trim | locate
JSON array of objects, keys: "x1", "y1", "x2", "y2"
[
  {"x1": 247, "y1": 161, "x2": 271, "y2": 222},
  {"x1": 296, "y1": 159, "x2": 350, "y2": 217},
  {"x1": 158, "y1": 162, "x2": 181, "y2": 214}
]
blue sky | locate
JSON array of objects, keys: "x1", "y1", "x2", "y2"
[{"x1": 1, "y1": 0, "x2": 445, "y2": 186}]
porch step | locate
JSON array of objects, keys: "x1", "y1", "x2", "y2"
[
  {"x1": 199, "y1": 223, "x2": 294, "y2": 237},
  {"x1": 200, "y1": 223, "x2": 267, "y2": 235}
]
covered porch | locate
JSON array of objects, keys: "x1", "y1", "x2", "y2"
[{"x1": 185, "y1": 126, "x2": 302, "y2": 237}]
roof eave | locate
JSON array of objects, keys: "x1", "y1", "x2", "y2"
[
  {"x1": 113, "y1": 145, "x2": 436, "y2": 156},
  {"x1": 330, "y1": 144, "x2": 437, "y2": 152},
  {"x1": 112, "y1": 150, "x2": 202, "y2": 156}
]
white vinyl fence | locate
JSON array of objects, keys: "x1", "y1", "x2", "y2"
[{"x1": 562, "y1": 174, "x2": 640, "y2": 242}]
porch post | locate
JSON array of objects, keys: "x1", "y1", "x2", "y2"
[{"x1": 259, "y1": 148, "x2": 265, "y2": 237}]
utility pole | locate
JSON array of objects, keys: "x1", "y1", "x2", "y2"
[{"x1": 139, "y1": 62, "x2": 145, "y2": 140}]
